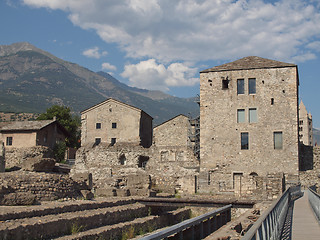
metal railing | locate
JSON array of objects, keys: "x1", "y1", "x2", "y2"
[
  {"x1": 308, "y1": 187, "x2": 320, "y2": 222},
  {"x1": 139, "y1": 204, "x2": 232, "y2": 240},
  {"x1": 242, "y1": 185, "x2": 301, "y2": 240}
]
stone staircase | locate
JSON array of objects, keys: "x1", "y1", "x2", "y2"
[{"x1": 0, "y1": 198, "x2": 190, "y2": 240}]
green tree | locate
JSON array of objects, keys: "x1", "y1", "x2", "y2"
[{"x1": 37, "y1": 105, "x2": 80, "y2": 148}]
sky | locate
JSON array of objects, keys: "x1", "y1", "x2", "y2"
[{"x1": 0, "y1": 0, "x2": 320, "y2": 127}]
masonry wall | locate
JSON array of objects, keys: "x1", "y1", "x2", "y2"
[
  {"x1": 1, "y1": 132, "x2": 37, "y2": 148},
  {"x1": 81, "y1": 100, "x2": 152, "y2": 147},
  {"x1": 199, "y1": 67, "x2": 299, "y2": 195}
]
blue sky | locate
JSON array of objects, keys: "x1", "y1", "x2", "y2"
[{"x1": 1, "y1": 0, "x2": 320, "y2": 128}]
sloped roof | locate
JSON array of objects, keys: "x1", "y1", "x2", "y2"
[
  {"x1": 154, "y1": 114, "x2": 188, "y2": 129},
  {"x1": 201, "y1": 56, "x2": 297, "y2": 73},
  {"x1": 81, "y1": 98, "x2": 153, "y2": 119},
  {"x1": 0, "y1": 120, "x2": 69, "y2": 136}
]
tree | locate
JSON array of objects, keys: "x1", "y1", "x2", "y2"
[{"x1": 37, "y1": 105, "x2": 80, "y2": 148}]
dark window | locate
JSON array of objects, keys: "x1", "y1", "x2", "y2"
[
  {"x1": 237, "y1": 79, "x2": 244, "y2": 94},
  {"x1": 111, "y1": 138, "x2": 116, "y2": 146},
  {"x1": 222, "y1": 78, "x2": 229, "y2": 89},
  {"x1": 96, "y1": 123, "x2": 101, "y2": 129},
  {"x1": 299, "y1": 120, "x2": 303, "y2": 125},
  {"x1": 248, "y1": 78, "x2": 256, "y2": 94},
  {"x1": 274, "y1": 132, "x2": 283, "y2": 149},
  {"x1": 6, "y1": 137, "x2": 12, "y2": 146},
  {"x1": 138, "y1": 156, "x2": 149, "y2": 169},
  {"x1": 241, "y1": 132, "x2": 249, "y2": 150},
  {"x1": 271, "y1": 98, "x2": 274, "y2": 105},
  {"x1": 95, "y1": 138, "x2": 101, "y2": 145},
  {"x1": 112, "y1": 122, "x2": 117, "y2": 129}
]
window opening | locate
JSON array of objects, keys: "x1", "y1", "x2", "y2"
[
  {"x1": 249, "y1": 108, "x2": 257, "y2": 123},
  {"x1": 274, "y1": 132, "x2": 283, "y2": 149},
  {"x1": 119, "y1": 154, "x2": 126, "y2": 165},
  {"x1": 271, "y1": 98, "x2": 274, "y2": 105},
  {"x1": 237, "y1": 79, "x2": 244, "y2": 94},
  {"x1": 95, "y1": 138, "x2": 101, "y2": 145},
  {"x1": 112, "y1": 122, "x2": 117, "y2": 129},
  {"x1": 248, "y1": 78, "x2": 256, "y2": 94},
  {"x1": 111, "y1": 138, "x2": 116, "y2": 146},
  {"x1": 237, "y1": 109, "x2": 245, "y2": 123},
  {"x1": 6, "y1": 137, "x2": 12, "y2": 146},
  {"x1": 241, "y1": 132, "x2": 249, "y2": 150},
  {"x1": 138, "y1": 156, "x2": 149, "y2": 169},
  {"x1": 222, "y1": 77, "x2": 229, "y2": 89},
  {"x1": 96, "y1": 123, "x2": 101, "y2": 129}
]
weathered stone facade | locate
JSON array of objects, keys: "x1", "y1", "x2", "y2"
[
  {"x1": 299, "y1": 101, "x2": 313, "y2": 146},
  {"x1": 198, "y1": 56, "x2": 299, "y2": 197},
  {"x1": 0, "y1": 142, "x2": 4, "y2": 172},
  {"x1": 81, "y1": 98, "x2": 153, "y2": 148}
]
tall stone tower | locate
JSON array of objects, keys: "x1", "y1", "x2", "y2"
[
  {"x1": 299, "y1": 101, "x2": 313, "y2": 146},
  {"x1": 199, "y1": 56, "x2": 299, "y2": 196}
]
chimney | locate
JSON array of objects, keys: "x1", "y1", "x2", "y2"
[{"x1": 53, "y1": 116, "x2": 57, "y2": 121}]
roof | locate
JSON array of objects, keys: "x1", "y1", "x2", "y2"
[
  {"x1": 200, "y1": 56, "x2": 297, "y2": 73},
  {"x1": 0, "y1": 119, "x2": 69, "y2": 136},
  {"x1": 154, "y1": 114, "x2": 188, "y2": 129},
  {"x1": 81, "y1": 98, "x2": 153, "y2": 119}
]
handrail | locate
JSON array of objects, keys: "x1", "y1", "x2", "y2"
[
  {"x1": 242, "y1": 185, "x2": 301, "y2": 240},
  {"x1": 308, "y1": 187, "x2": 320, "y2": 222},
  {"x1": 139, "y1": 204, "x2": 232, "y2": 240}
]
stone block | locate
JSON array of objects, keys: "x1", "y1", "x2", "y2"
[
  {"x1": 21, "y1": 157, "x2": 56, "y2": 172},
  {"x1": 0, "y1": 192, "x2": 36, "y2": 206},
  {"x1": 80, "y1": 190, "x2": 94, "y2": 200},
  {"x1": 95, "y1": 188, "x2": 116, "y2": 197},
  {"x1": 71, "y1": 172, "x2": 93, "y2": 189},
  {"x1": 115, "y1": 188, "x2": 130, "y2": 197},
  {"x1": 129, "y1": 188, "x2": 150, "y2": 196}
]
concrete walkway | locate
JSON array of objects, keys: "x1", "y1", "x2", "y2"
[{"x1": 292, "y1": 191, "x2": 320, "y2": 240}]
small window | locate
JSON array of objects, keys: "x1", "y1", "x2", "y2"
[
  {"x1": 112, "y1": 122, "x2": 117, "y2": 129},
  {"x1": 237, "y1": 79, "x2": 244, "y2": 94},
  {"x1": 95, "y1": 138, "x2": 101, "y2": 145},
  {"x1": 248, "y1": 78, "x2": 256, "y2": 94},
  {"x1": 271, "y1": 98, "x2": 274, "y2": 105},
  {"x1": 6, "y1": 137, "x2": 12, "y2": 146},
  {"x1": 241, "y1": 132, "x2": 249, "y2": 150},
  {"x1": 222, "y1": 77, "x2": 229, "y2": 89},
  {"x1": 96, "y1": 123, "x2": 101, "y2": 129},
  {"x1": 111, "y1": 138, "x2": 116, "y2": 146},
  {"x1": 299, "y1": 120, "x2": 303, "y2": 125},
  {"x1": 237, "y1": 109, "x2": 245, "y2": 123},
  {"x1": 299, "y1": 127, "x2": 303, "y2": 131},
  {"x1": 249, "y1": 108, "x2": 257, "y2": 123},
  {"x1": 274, "y1": 132, "x2": 283, "y2": 149}
]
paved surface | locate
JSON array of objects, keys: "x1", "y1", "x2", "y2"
[{"x1": 292, "y1": 191, "x2": 320, "y2": 240}]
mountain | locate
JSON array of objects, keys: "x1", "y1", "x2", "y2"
[{"x1": 0, "y1": 42, "x2": 199, "y2": 125}]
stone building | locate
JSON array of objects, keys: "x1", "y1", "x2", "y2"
[
  {"x1": 198, "y1": 56, "x2": 299, "y2": 198},
  {"x1": 299, "y1": 100, "x2": 313, "y2": 146},
  {"x1": 81, "y1": 98, "x2": 153, "y2": 148},
  {"x1": 0, "y1": 119, "x2": 69, "y2": 168}
]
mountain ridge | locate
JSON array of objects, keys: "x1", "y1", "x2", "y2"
[{"x1": 0, "y1": 42, "x2": 199, "y2": 125}]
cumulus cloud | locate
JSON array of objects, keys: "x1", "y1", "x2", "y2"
[
  {"x1": 102, "y1": 62, "x2": 117, "y2": 71},
  {"x1": 121, "y1": 59, "x2": 198, "y2": 91},
  {"x1": 23, "y1": 0, "x2": 320, "y2": 64},
  {"x1": 82, "y1": 47, "x2": 107, "y2": 59}
]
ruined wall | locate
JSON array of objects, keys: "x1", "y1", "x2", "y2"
[
  {"x1": 0, "y1": 171, "x2": 88, "y2": 202},
  {"x1": 299, "y1": 146, "x2": 320, "y2": 191},
  {"x1": 199, "y1": 66, "x2": 299, "y2": 195},
  {"x1": 5, "y1": 146, "x2": 53, "y2": 168},
  {"x1": 72, "y1": 144, "x2": 199, "y2": 196},
  {"x1": 0, "y1": 142, "x2": 4, "y2": 172}
]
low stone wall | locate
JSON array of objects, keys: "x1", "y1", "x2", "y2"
[
  {"x1": 5, "y1": 146, "x2": 53, "y2": 168},
  {"x1": 299, "y1": 145, "x2": 320, "y2": 192},
  {"x1": 0, "y1": 171, "x2": 89, "y2": 204}
]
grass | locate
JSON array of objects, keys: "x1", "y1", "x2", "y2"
[{"x1": 70, "y1": 222, "x2": 83, "y2": 235}]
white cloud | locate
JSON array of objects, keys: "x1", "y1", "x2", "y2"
[
  {"x1": 82, "y1": 47, "x2": 107, "y2": 59},
  {"x1": 121, "y1": 59, "x2": 198, "y2": 91},
  {"x1": 22, "y1": 0, "x2": 320, "y2": 64},
  {"x1": 102, "y1": 62, "x2": 117, "y2": 71}
]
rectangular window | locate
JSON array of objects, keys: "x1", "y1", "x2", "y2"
[
  {"x1": 112, "y1": 122, "x2": 117, "y2": 129},
  {"x1": 222, "y1": 78, "x2": 229, "y2": 89},
  {"x1": 6, "y1": 137, "x2": 12, "y2": 146},
  {"x1": 96, "y1": 123, "x2": 101, "y2": 129},
  {"x1": 249, "y1": 108, "x2": 257, "y2": 123},
  {"x1": 237, "y1": 79, "x2": 244, "y2": 94},
  {"x1": 241, "y1": 132, "x2": 249, "y2": 150},
  {"x1": 111, "y1": 138, "x2": 116, "y2": 146},
  {"x1": 274, "y1": 132, "x2": 283, "y2": 149},
  {"x1": 248, "y1": 78, "x2": 256, "y2": 94},
  {"x1": 237, "y1": 109, "x2": 245, "y2": 123},
  {"x1": 95, "y1": 138, "x2": 101, "y2": 145},
  {"x1": 299, "y1": 120, "x2": 303, "y2": 125}
]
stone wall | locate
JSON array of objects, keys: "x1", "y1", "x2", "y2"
[
  {"x1": 0, "y1": 142, "x2": 4, "y2": 172},
  {"x1": 4, "y1": 146, "x2": 53, "y2": 168},
  {"x1": 72, "y1": 143, "x2": 199, "y2": 196},
  {"x1": 199, "y1": 62, "x2": 299, "y2": 196},
  {"x1": 0, "y1": 171, "x2": 89, "y2": 203},
  {"x1": 299, "y1": 145, "x2": 320, "y2": 191}
]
